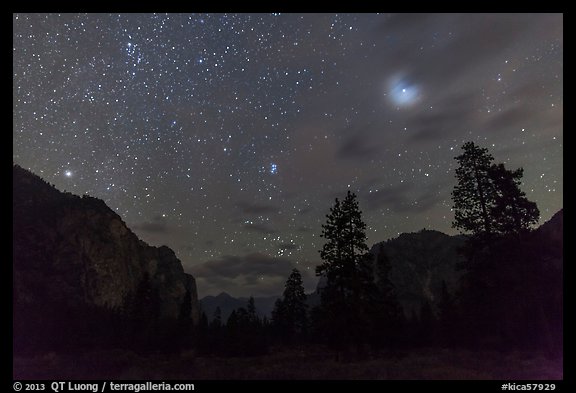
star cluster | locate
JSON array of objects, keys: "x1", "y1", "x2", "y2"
[{"x1": 13, "y1": 13, "x2": 563, "y2": 297}]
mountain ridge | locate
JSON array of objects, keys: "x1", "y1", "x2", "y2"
[{"x1": 13, "y1": 164, "x2": 200, "y2": 352}]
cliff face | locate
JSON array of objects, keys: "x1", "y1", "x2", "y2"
[
  {"x1": 368, "y1": 212, "x2": 563, "y2": 317},
  {"x1": 534, "y1": 209, "x2": 563, "y2": 268},
  {"x1": 13, "y1": 165, "x2": 199, "y2": 327},
  {"x1": 370, "y1": 229, "x2": 466, "y2": 316}
]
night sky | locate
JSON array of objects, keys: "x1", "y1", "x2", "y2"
[{"x1": 13, "y1": 13, "x2": 563, "y2": 297}]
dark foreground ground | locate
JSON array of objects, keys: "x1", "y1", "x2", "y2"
[{"x1": 14, "y1": 347, "x2": 562, "y2": 380}]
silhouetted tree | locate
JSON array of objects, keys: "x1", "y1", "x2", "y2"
[
  {"x1": 247, "y1": 296, "x2": 258, "y2": 324},
  {"x1": 126, "y1": 272, "x2": 162, "y2": 350},
  {"x1": 452, "y1": 142, "x2": 496, "y2": 239},
  {"x1": 201, "y1": 306, "x2": 223, "y2": 354},
  {"x1": 272, "y1": 269, "x2": 308, "y2": 344},
  {"x1": 223, "y1": 299, "x2": 268, "y2": 356},
  {"x1": 451, "y1": 142, "x2": 549, "y2": 351},
  {"x1": 489, "y1": 163, "x2": 539, "y2": 235},
  {"x1": 452, "y1": 142, "x2": 540, "y2": 242},
  {"x1": 416, "y1": 299, "x2": 437, "y2": 347},
  {"x1": 271, "y1": 297, "x2": 287, "y2": 337},
  {"x1": 196, "y1": 311, "x2": 210, "y2": 354},
  {"x1": 227, "y1": 310, "x2": 238, "y2": 330},
  {"x1": 211, "y1": 306, "x2": 222, "y2": 330},
  {"x1": 177, "y1": 288, "x2": 194, "y2": 349},
  {"x1": 315, "y1": 190, "x2": 374, "y2": 356},
  {"x1": 437, "y1": 280, "x2": 457, "y2": 347},
  {"x1": 370, "y1": 245, "x2": 404, "y2": 349}
]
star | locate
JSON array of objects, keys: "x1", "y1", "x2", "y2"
[
  {"x1": 388, "y1": 75, "x2": 420, "y2": 107},
  {"x1": 12, "y1": 13, "x2": 562, "y2": 298}
]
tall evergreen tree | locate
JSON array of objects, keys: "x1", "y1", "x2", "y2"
[
  {"x1": 315, "y1": 190, "x2": 374, "y2": 354},
  {"x1": 452, "y1": 141, "x2": 540, "y2": 240},
  {"x1": 126, "y1": 272, "x2": 161, "y2": 349},
  {"x1": 271, "y1": 298, "x2": 287, "y2": 337},
  {"x1": 451, "y1": 142, "x2": 544, "y2": 350},
  {"x1": 489, "y1": 163, "x2": 539, "y2": 235},
  {"x1": 177, "y1": 288, "x2": 194, "y2": 349},
  {"x1": 247, "y1": 296, "x2": 258, "y2": 324},
  {"x1": 437, "y1": 280, "x2": 457, "y2": 347},
  {"x1": 317, "y1": 190, "x2": 370, "y2": 297},
  {"x1": 178, "y1": 288, "x2": 192, "y2": 323},
  {"x1": 272, "y1": 269, "x2": 308, "y2": 343},
  {"x1": 370, "y1": 245, "x2": 404, "y2": 348},
  {"x1": 211, "y1": 306, "x2": 222, "y2": 329},
  {"x1": 451, "y1": 142, "x2": 496, "y2": 238}
]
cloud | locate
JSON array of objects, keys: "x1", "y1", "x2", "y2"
[
  {"x1": 406, "y1": 14, "x2": 551, "y2": 84},
  {"x1": 191, "y1": 253, "x2": 320, "y2": 297},
  {"x1": 336, "y1": 132, "x2": 380, "y2": 160},
  {"x1": 406, "y1": 97, "x2": 478, "y2": 143},
  {"x1": 242, "y1": 222, "x2": 278, "y2": 234},
  {"x1": 192, "y1": 253, "x2": 294, "y2": 279},
  {"x1": 278, "y1": 243, "x2": 298, "y2": 250},
  {"x1": 485, "y1": 105, "x2": 532, "y2": 131},
  {"x1": 361, "y1": 182, "x2": 444, "y2": 214},
  {"x1": 132, "y1": 215, "x2": 168, "y2": 233},
  {"x1": 191, "y1": 253, "x2": 302, "y2": 297},
  {"x1": 236, "y1": 201, "x2": 280, "y2": 215},
  {"x1": 195, "y1": 275, "x2": 286, "y2": 298}
]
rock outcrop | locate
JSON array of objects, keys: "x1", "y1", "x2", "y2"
[
  {"x1": 534, "y1": 209, "x2": 563, "y2": 269},
  {"x1": 13, "y1": 165, "x2": 199, "y2": 351},
  {"x1": 370, "y1": 229, "x2": 466, "y2": 316}
]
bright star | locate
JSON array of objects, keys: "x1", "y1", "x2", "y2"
[
  {"x1": 270, "y1": 163, "x2": 278, "y2": 175},
  {"x1": 64, "y1": 170, "x2": 72, "y2": 177},
  {"x1": 388, "y1": 74, "x2": 421, "y2": 107}
]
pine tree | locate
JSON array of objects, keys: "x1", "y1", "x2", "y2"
[
  {"x1": 452, "y1": 142, "x2": 539, "y2": 239},
  {"x1": 283, "y1": 269, "x2": 308, "y2": 336},
  {"x1": 177, "y1": 288, "x2": 194, "y2": 349},
  {"x1": 371, "y1": 245, "x2": 403, "y2": 348},
  {"x1": 317, "y1": 190, "x2": 370, "y2": 297},
  {"x1": 178, "y1": 288, "x2": 192, "y2": 323},
  {"x1": 315, "y1": 190, "x2": 373, "y2": 354},
  {"x1": 205, "y1": 306, "x2": 222, "y2": 355},
  {"x1": 489, "y1": 163, "x2": 539, "y2": 235},
  {"x1": 452, "y1": 142, "x2": 496, "y2": 238},
  {"x1": 210, "y1": 306, "x2": 222, "y2": 329},
  {"x1": 437, "y1": 280, "x2": 456, "y2": 347},
  {"x1": 451, "y1": 142, "x2": 543, "y2": 350},
  {"x1": 417, "y1": 299, "x2": 437, "y2": 347},
  {"x1": 272, "y1": 269, "x2": 308, "y2": 343},
  {"x1": 195, "y1": 311, "x2": 210, "y2": 354},
  {"x1": 271, "y1": 298, "x2": 286, "y2": 334},
  {"x1": 126, "y1": 272, "x2": 161, "y2": 349},
  {"x1": 246, "y1": 296, "x2": 258, "y2": 325}
]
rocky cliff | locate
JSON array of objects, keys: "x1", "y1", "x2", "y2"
[
  {"x1": 370, "y1": 229, "x2": 466, "y2": 316},
  {"x1": 534, "y1": 209, "x2": 563, "y2": 268},
  {"x1": 13, "y1": 165, "x2": 199, "y2": 351}
]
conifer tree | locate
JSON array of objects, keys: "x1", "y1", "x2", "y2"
[
  {"x1": 452, "y1": 142, "x2": 496, "y2": 238},
  {"x1": 315, "y1": 190, "x2": 373, "y2": 353},
  {"x1": 489, "y1": 163, "x2": 539, "y2": 235},
  {"x1": 272, "y1": 269, "x2": 308, "y2": 343}
]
